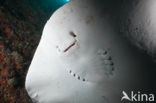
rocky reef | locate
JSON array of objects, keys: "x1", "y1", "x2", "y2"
[{"x1": 0, "y1": 0, "x2": 59, "y2": 102}]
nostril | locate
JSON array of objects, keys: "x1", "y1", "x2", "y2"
[{"x1": 70, "y1": 31, "x2": 77, "y2": 37}]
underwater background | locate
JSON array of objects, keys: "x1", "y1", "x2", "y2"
[{"x1": 0, "y1": 0, "x2": 69, "y2": 102}]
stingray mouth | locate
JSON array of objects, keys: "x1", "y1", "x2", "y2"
[
  {"x1": 56, "y1": 31, "x2": 77, "y2": 53},
  {"x1": 63, "y1": 40, "x2": 77, "y2": 52},
  {"x1": 56, "y1": 40, "x2": 77, "y2": 53}
]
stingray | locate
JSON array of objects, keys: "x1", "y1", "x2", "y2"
[{"x1": 25, "y1": 0, "x2": 153, "y2": 103}]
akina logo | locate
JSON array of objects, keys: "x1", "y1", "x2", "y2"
[{"x1": 121, "y1": 91, "x2": 155, "y2": 102}]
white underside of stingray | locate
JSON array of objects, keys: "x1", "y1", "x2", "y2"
[{"x1": 25, "y1": 0, "x2": 151, "y2": 103}]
